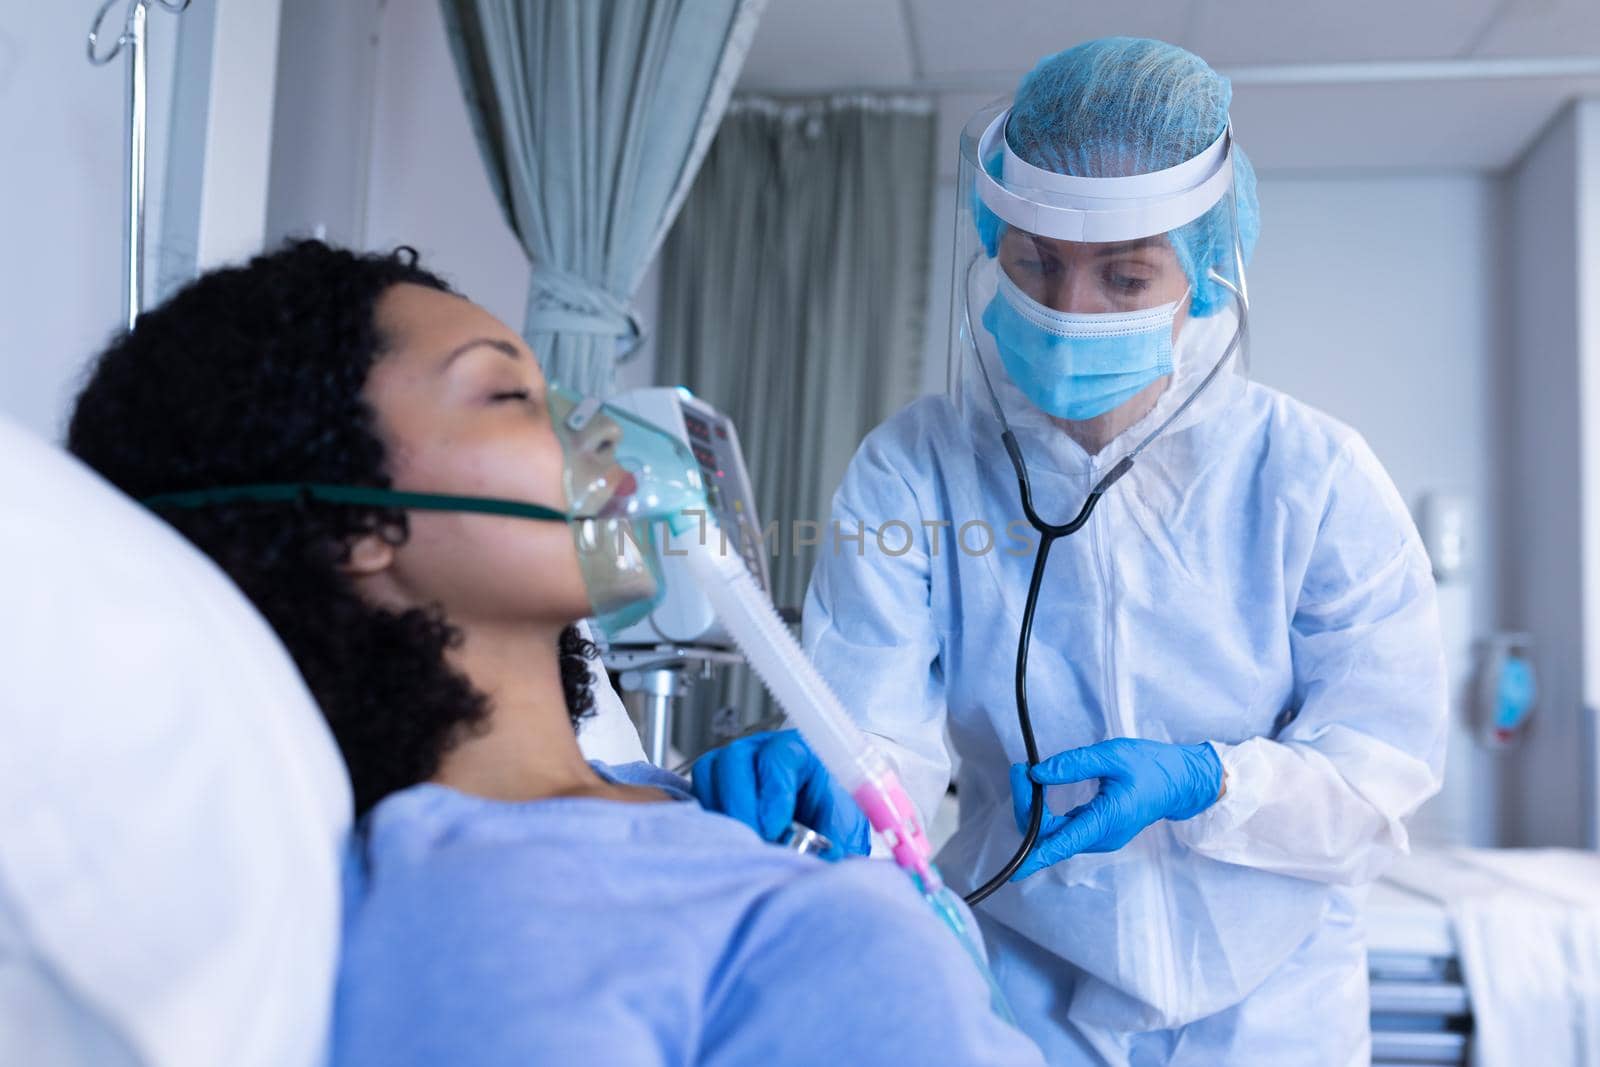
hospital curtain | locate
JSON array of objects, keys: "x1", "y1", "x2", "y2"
[
  {"x1": 654, "y1": 97, "x2": 938, "y2": 738},
  {"x1": 438, "y1": 0, "x2": 766, "y2": 396}
]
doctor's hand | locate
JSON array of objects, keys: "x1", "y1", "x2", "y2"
[
  {"x1": 690, "y1": 729, "x2": 872, "y2": 861},
  {"x1": 1008, "y1": 738, "x2": 1224, "y2": 881}
]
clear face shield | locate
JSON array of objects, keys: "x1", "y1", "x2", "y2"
[{"x1": 949, "y1": 99, "x2": 1250, "y2": 474}]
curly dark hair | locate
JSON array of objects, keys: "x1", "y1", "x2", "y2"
[{"x1": 68, "y1": 240, "x2": 597, "y2": 815}]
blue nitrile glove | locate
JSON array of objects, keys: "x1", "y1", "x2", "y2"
[
  {"x1": 690, "y1": 729, "x2": 871, "y2": 861},
  {"x1": 1008, "y1": 738, "x2": 1224, "y2": 881}
]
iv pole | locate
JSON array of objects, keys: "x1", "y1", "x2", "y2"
[{"x1": 87, "y1": 0, "x2": 192, "y2": 330}]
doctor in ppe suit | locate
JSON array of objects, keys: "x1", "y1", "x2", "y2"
[{"x1": 798, "y1": 37, "x2": 1448, "y2": 1065}]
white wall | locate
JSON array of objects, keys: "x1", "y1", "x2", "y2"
[
  {"x1": 0, "y1": 0, "x2": 282, "y2": 443},
  {"x1": 363, "y1": 0, "x2": 528, "y2": 329},
  {"x1": 1497, "y1": 101, "x2": 1600, "y2": 849},
  {"x1": 0, "y1": 2, "x2": 179, "y2": 441},
  {"x1": 184, "y1": 1, "x2": 282, "y2": 275},
  {"x1": 1249, "y1": 173, "x2": 1503, "y2": 846},
  {"x1": 266, "y1": 0, "x2": 383, "y2": 248}
]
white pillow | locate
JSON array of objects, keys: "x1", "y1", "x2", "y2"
[
  {"x1": 0, "y1": 416, "x2": 351, "y2": 1067},
  {"x1": 573, "y1": 621, "x2": 648, "y2": 767}
]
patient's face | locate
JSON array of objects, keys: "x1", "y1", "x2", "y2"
[{"x1": 359, "y1": 283, "x2": 591, "y2": 626}]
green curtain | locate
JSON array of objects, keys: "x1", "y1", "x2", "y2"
[
  {"x1": 654, "y1": 96, "x2": 938, "y2": 743},
  {"x1": 438, "y1": 0, "x2": 766, "y2": 396}
]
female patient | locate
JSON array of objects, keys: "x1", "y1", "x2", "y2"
[{"x1": 67, "y1": 241, "x2": 1041, "y2": 1067}]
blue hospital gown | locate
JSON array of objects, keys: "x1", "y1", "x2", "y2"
[{"x1": 332, "y1": 761, "x2": 1043, "y2": 1066}]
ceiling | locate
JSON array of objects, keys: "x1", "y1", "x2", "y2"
[{"x1": 736, "y1": 0, "x2": 1600, "y2": 173}]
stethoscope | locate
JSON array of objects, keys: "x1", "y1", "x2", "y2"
[{"x1": 960, "y1": 256, "x2": 1249, "y2": 908}]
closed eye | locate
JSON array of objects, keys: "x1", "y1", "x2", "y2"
[
  {"x1": 1103, "y1": 268, "x2": 1153, "y2": 293},
  {"x1": 490, "y1": 389, "x2": 532, "y2": 402}
]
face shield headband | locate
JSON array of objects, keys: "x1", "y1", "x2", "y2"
[{"x1": 973, "y1": 108, "x2": 1237, "y2": 245}]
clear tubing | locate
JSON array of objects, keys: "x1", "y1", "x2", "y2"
[
  {"x1": 924, "y1": 883, "x2": 1018, "y2": 1027},
  {"x1": 682, "y1": 538, "x2": 941, "y2": 891}
]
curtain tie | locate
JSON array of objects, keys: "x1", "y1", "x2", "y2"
[{"x1": 524, "y1": 267, "x2": 642, "y2": 352}]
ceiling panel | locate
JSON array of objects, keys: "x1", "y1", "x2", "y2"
[
  {"x1": 927, "y1": 80, "x2": 1591, "y2": 176},
  {"x1": 1188, "y1": 0, "x2": 1502, "y2": 66},
  {"x1": 1470, "y1": 0, "x2": 1600, "y2": 58},
  {"x1": 733, "y1": 0, "x2": 1600, "y2": 174},
  {"x1": 1230, "y1": 77, "x2": 1600, "y2": 172},
  {"x1": 737, "y1": 0, "x2": 916, "y2": 92},
  {"x1": 907, "y1": 0, "x2": 1198, "y2": 78}
]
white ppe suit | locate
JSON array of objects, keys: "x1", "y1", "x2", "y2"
[{"x1": 803, "y1": 309, "x2": 1448, "y2": 1065}]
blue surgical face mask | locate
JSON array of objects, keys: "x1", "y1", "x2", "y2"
[{"x1": 982, "y1": 268, "x2": 1186, "y2": 421}]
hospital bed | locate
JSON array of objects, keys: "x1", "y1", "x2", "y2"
[
  {"x1": 1367, "y1": 876, "x2": 1472, "y2": 1066},
  {"x1": 1372, "y1": 846, "x2": 1600, "y2": 1067}
]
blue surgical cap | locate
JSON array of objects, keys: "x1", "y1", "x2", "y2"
[{"x1": 975, "y1": 37, "x2": 1260, "y2": 318}]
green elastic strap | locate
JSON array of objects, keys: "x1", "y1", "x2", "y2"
[{"x1": 141, "y1": 483, "x2": 568, "y2": 523}]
